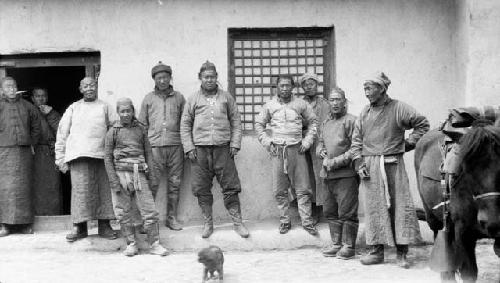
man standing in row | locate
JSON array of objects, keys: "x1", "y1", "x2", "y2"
[
  {"x1": 104, "y1": 98, "x2": 168, "y2": 257},
  {"x1": 139, "y1": 62, "x2": 185, "y2": 231},
  {"x1": 31, "y1": 87, "x2": 62, "y2": 215},
  {"x1": 255, "y1": 75, "x2": 318, "y2": 235},
  {"x1": 316, "y1": 88, "x2": 358, "y2": 259},
  {"x1": 299, "y1": 73, "x2": 330, "y2": 223},
  {"x1": 55, "y1": 77, "x2": 117, "y2": 242},
  {"x1": 351, "y1": 72, "x2": 429, "y2": 268},
  {"x1": 0, "y1": 77, "x2": 41, "y2": 237},
  {"x1": 181, "y1": 61, "x2": 249, "y2": 239}
]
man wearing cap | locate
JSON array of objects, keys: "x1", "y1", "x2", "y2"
[
  {"x1": 104, "y1": 98, "x2": 168, "y2": 257},
  {"x1": 31, "y1": 87, "x2": 62, "y2": 215},
  {"x1": 298, "y1": 72, "x2": 331, "y2": 223},
  {"x1": 255, "y1": 74, "x2": 318, "y2": 235},
  {"x1": 351, "y1": 71, "x2": 429, "y2": 268},
  {"x1": 139, "y1": 62, "x2": 185, "y2": 231},
  {"x1": 316, "y1": 87, "x2": 359, "y2": 259},
  {"x1": 180, "y1": 60, "x2": 249, "y2": 238},
  {"x1": 0, "y1": 77, "x2": 41, "y2": 237},
  {"x1": 55, "y1": 77, "x2": 117, "y2": 242}
]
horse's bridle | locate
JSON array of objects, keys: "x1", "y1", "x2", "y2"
[{"x1": 473, "y1": 192, "x2": 500, "y2": 201}]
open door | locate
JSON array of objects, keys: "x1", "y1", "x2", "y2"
[{"x1": 0, "y1": 52, "x2": 100, "y2": 215}]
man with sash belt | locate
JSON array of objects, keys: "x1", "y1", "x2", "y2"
[
  {"x1": 255, "y1": 74, "x2": 318, "y2": 235},
  {"x1": 104, "y1": 98, "x2": 168, "y2": 256},
  {"x1": 351, "y1": 71, "x2": 429, "y2": 268}
]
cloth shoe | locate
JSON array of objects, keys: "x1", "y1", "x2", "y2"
[
  {"x1": 124, "y1": 242, "x2": 139, "y2": 257},
  {"x1": 149, "y1": 240, "x2": 169, "y2": 256},
  {"x1": 98, "y1": 219, "x2": 118, "y2": 240},
  {"x1": 0, "y1": 224, "x2": 10, "y2": 237},
  {"x1": 121, "y1": 225, "x2": 138, "y2": 257},
  {"x1": 146, "y1": 223, "x2": 168, "y2": 256},
  {"x1": 397, "y1": 245, "x2": 410, "y2": 269},
  {"x1": 360, "y1": 245, "x2": 384, "y2": 265},
  {"x1": 303, "y1": 224, "x2": 318, "y2": 236},
  {"x1": 165, "y1": 216, "x2": 183, "y2": 231},
  {"x1": 279, "y1": 222, "x2": 292, "y2": 234},
  {"x1": 200, "y1": 203, "x2": 214, "y2": 238},
  {"x1": 227, "y1": 202, "x2": 250, "y2": 238},
  {"x1": 66, "y1": 222, "x2": 88, "y2": 242}
]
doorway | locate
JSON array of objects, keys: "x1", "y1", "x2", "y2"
[{"x1": 0, "y1": 52, "x2": 100, "y2": 215}]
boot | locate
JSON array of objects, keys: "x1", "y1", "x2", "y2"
[
  {"x1": 396, "y1": 245, "x2": 410, "y2": 269},
  {"x1": 227, "y1": 202, "x2": 249, "y2": 238},
  {"x1": 200, "y1": 203, "x2": 214, "y2": 238},
  {"x1": 166, "y1": 194, "x2": 182, "y2": 231},
  {"x1": 121, "y1": 225, "x2": 138, "y2": 257},
  {"x1": 360, "y1": 244, "x2": 384, "y2": 265},
  {"x1": 98, "y1": 219, "x2": 118, "y2": 240},
  {"x1": 337, "y1": 222, "x2": 358, "y2": 259},
  {"x1": 66, "y1": 222, "x2": 88, "y2": 242},
  {"x1": 146, "y1": 223, "x2": 168, "y2": 256},
  {"x1": 322, "y1": 222, "x2": 342, "y2": 257},
  {"x1": 0, "y1": 224, "x2": 9, "y2": 237}
]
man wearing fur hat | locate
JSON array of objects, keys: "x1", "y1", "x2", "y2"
[
  {"x1": 298, "y1": 72, "x2": 331, "y2": 224},
  {"x1": 180, "y1": 61, "x2": 249, "y2": 239},
  {"x1": 139, "y1": 62, "x2": 185, "y2": 231},
  {"x1": 351, "y1": 72, "x2": 429, "y2": 268},
  {"x1": 104, "y1": 98, "x2": 168, "y2": 257}
]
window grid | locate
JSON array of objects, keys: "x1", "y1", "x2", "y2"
[{"x1": 231, "y1": 37, "x2": 327, "y2": 131}]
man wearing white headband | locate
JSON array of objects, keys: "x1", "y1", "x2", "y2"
[{"x1": 351, "y1": 71, "x2": 429, "y2": 268}]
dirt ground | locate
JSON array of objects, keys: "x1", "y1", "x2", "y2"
[{"x1": 0, "y1": 244, "x2": 498, "y2": 283}]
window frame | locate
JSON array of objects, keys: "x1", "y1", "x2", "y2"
[{"x1": 227, "y1": 27, "x2": 336, "y2": 134}]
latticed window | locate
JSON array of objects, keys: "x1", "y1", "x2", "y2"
[{"x1": 228, "y1": 27, "x2": 334, "y2": 131}]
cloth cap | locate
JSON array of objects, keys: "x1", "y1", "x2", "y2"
[
  {"x1": 364, "y1": 71, "x2": 391, "y2": 89},
  {"x1": 151, "y1": 61, "x2": 172, "y2": 78},
  {"x1": 298, "y1": 72, "x2": 320, "y2": 86},
  {"x1": 330, "y1": 87, "x2": 346, "y2": 99},
  {"x1": 199, "y1": 60, "x2": 217, "y2": 74},
  {"x1": 116, "y1": 97, "x2": 135, "y2": 111}
]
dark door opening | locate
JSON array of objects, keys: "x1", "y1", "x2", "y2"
[{"x1": 6, "y1": 66, "x2": 86, "y2": 215}]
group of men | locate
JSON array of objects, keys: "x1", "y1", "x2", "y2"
[{"x1": 0, "y1": 61, "x2": 430, "y2": 265}]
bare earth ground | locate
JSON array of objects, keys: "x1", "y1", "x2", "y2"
[{"x1": 0, "y1": 244, "x2": 497, "y2": 283}]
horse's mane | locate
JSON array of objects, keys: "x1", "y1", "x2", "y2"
[{"x1": 459, "y1": 119, "x2": 500, "y2": 167}]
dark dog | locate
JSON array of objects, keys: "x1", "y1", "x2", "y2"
[{"x1": 198, "y1": 245, "x2": 224, "y2": 282}]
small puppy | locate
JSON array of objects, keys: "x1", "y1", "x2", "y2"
[{"x1": 198, "y1": 245, "x2": 224, "y2": 282}]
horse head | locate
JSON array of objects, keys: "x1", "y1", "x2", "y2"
[{"x1": 458, "y1": 120, "x2": 500, "y2": 238}]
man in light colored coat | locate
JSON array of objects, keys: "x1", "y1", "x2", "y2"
[{"x1": 55, "y1": 77, "x2": 117, "y2": 242}]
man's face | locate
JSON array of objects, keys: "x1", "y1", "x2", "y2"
[
  {"x1": 1, "y1": 79, "x2": 18, "y2": 100},
  {"x1": 302, "y1": 79, "x2": 318, "y2": 97},
  {"x1": 200, "y1": 70, "x2": 217, "y2": 92},
  {"x1": 277, "y1": 78, "x2": 293, "y2": 99},
  {"x1": 32, "y1": 89, "x2": 48, "y2": 106},
  {"x1": 154, "y1": 72, "x2": 171, "y2": 91},
  {"x1": 118, "y1": 104, "x2": 134, "y2": 125},
  {"x1": 329, "y1": 92, "x2": 346, "y2": 115},
  {"x1": 364, "y1": 82, "x2": 384, "y2": 105},
  {"x1": 79, "y1": 78, "x2": 97, "y2": 101}
]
